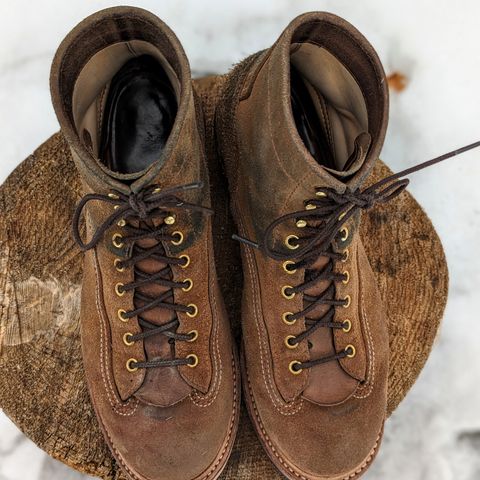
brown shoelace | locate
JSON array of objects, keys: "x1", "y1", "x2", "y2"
[
  {"x1": 234, "y1": 141, "x2": 480, "y2": 372},
  {"x1": 72, "y1": 182, "x2": 212, "y2": 369}
]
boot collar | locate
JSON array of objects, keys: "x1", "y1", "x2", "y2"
[
  {"x1": 252, "y1": 11, "x2": 389, "y2": 192},
  {"x1": 50, "y1": 6, "x2": 194, "y2": 195}
]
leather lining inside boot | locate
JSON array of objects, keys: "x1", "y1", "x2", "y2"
[
  {"x1": 71, "y1": 40, "x2": 180, "y2": 178},
  {"x1": 290, "y1": 43, "x2": 369, "y2": 174},
  {"x1": 291, "y1": 64, "x2": 336, "y2": 170},
  {"x1": 99, "y1": 55, "x2": 177, "y2": 174}
]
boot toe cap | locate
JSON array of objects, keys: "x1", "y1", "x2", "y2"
[
  {"x1": 101, "y1": 395, "x2": 237, "y2": 480},
  {"x1": 252, "y1": 395, "x2": 385, "y2": 480}
]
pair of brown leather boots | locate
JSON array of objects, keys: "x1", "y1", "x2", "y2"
[{"x1": 50, "y1": 6, "x2": 402, "y2": 480}]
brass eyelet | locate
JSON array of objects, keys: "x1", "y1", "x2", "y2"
[
  {"x1": 283, "y1": 260, "x2": 297, "y2": 274},
  {"x1": 282, "y1": 312, "x2": 296, "y2": 325},
  {"x1": 342, "y1": 319, "x2": 352, "y2": 333},
  {"x1": 305, "y1": 203, "x2": 316, "y2": 210},
  {"x1": 285, "y1": 335, "x2": 298, "y2": 349},
  {"x1": 114, "y1": 258, "x2": 125, "y2": 272},
  {"x1": 108, "y1": 193, "x2": 119, "y2": 200},
  {"x1": 342, "y1": 249, "x2": 349, "y2": 263},
  {"x1": 115, "y1": 283, "x2": 125, "y2": 297},
  {"x1": 340, "y1": 227, "x2": 349, "y2": 242},
  {"x1": 316, "y1": 191, "x2": 327, "y2": 198},
  {"x1": 342, "y1": 271, "x2": 350, "y2": 285},
  {"x1": 126, "y1": 358, "x2": 138, "y2": 372},
  {"x1": 289, "y1": 360, "x2": 302, "y2": 375},
  {"x1": 123, "y1": 333, "x2": 135, "y2": 346},
  {"x1": 187, "y1": 304, "x2": 198, "y2": 318},
  {"x1": 114, "y1": 205, "x2": 121, "y2": 211},
  {"x1": 187, "y1": 354, "x2": 199, "y2": 368},
  {"x1": 153, "y1": 187, "x2": 162, "y2": 193},
  {"x1": 117, "y1": 219, "x2": 126, "y2": 227},
  {"x1": 345, "y1": 345, "x2": 356, "y2": 358},
  {"x1": 338, "y1": 211, "x2": 347, "y2": 221},
  {"x1": 296, "y1": 219, "x2": 307, "y2": 228},
  {"x1": 171, "y1": 231, "x2": 184, "y2": 246},
  {"x1": 118, "y1": 309, "x2": 128, "y2": 322},
  {"x1": 182, "y1": 278, "x2": 193, "y2": 292},
  {"x1": 285, "y1": 234, "x2": 299, "y2": 250},
  {"x1": 179, "y1": 254, "x2": 190, "y2": 268},
  {"x1": 282, "y1": 286, "x2": 295, "y2": 300},
  {"x1": 187, "y1": 330, "x2": 198, "y2": 342},
  {"x1": 164, "y1": 215, "x2": 176, "y2": 225},
  {"x1": 112, "y1": 233, "x2": 124, "y2": 249},
  {"x1": 343, "y1": 295, "x2": 351, "y2": 308}
]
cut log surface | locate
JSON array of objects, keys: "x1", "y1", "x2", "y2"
[{"x1": 0, "y1": 76, "x2": 448, "y2": 480}]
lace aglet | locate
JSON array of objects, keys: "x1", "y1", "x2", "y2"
[
  {"x1": 181, "y1": 181, "x2": 204, "y2": 191},
  {"x1": 232, "y1": 233, "x2": 260, "y2": 249}
]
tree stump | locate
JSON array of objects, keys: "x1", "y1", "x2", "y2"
[{"x1": 0, "y1": 75, "x2": 448, "y2": 480}]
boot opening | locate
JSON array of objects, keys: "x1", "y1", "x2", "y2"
[
  {"x1": 99, "y1": 55, "x2": 177, "y2": 174},
  {"x1": 71, "y1": 41, "x2": 180, "y2": 175},
  {"x1": 290, "y1": 42, "x2": 369, "y2": 174}
]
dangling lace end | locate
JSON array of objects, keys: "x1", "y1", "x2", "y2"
[
  {"x1": 232, "y1": 234, "x2": 261, "y2": 249},
  {"x1": 181, "y1": 181, "x2": 204, "y2": 191}
]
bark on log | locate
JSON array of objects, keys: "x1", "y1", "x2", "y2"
[{"x1": 0, "y1": 75, "x2": 448, "y2": 479}]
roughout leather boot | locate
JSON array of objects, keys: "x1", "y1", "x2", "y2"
[
  {"x1": 216, "y1": 12, "x2": 390, "y2": 480},
  {"x1": 50, "y1": 7, "x2": 239, "y2": 480}
]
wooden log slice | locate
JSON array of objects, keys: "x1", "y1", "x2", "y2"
[{"x1": 0, "y1": 75, "x2": 448, "y2": 479}]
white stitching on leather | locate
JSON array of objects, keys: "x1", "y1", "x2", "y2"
[
  {"x1": 191, "y1": 231, "x2": 223, "y2": 407},
  {"x1": 238, "y1": 214, "x2": 303, "y2": 416},
  {"x1": 92, "y1": 248, "x2": 139, "y2": 416},
  {"x1": 353, "y1": 249, "x2": 375, "y2": 399}
]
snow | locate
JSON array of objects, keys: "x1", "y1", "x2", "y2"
[{"x1": 1, "y1": 1, "x2": 480, "y2": 479}]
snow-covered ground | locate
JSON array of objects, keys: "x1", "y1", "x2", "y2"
[{"x1": 1, "y1": 1, "x2": 480, "y2": 479}]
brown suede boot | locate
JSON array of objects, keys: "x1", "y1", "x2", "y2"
[
  {"x1": 50, "y1": 7, "x2": 239, "y2": 480},
  {"x1": 216, "y1": 12, "x2": 390, "y2": 480}
]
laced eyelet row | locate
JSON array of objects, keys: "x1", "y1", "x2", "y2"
[
  {"x1": 72, "y1": 182, "x2": 213, "y2": 376},
  {"x1": 232, "y1": 140, "x2": 480, "y2": 376},
  {"x1": 288, "y1": 344, "x2": 356, "y2": 375},
  {"x1": 282, "y1": 239, "x2": 355, "y2": 374},
  {"x1": 125, "y1": 353, "x2": 200, "y2": 373},
  {"x1": 112, "y1": 228, "x2": 185, "y2": 250},
  {"x1": 123, "y1": 330, "x2": 200, "y2": 373},
  {"x1": 113, "y1": 226, "x2": 198, "y2": 372},
  {"x1": 117, "y1": 305, "x2": 199, "y2": 371}
]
